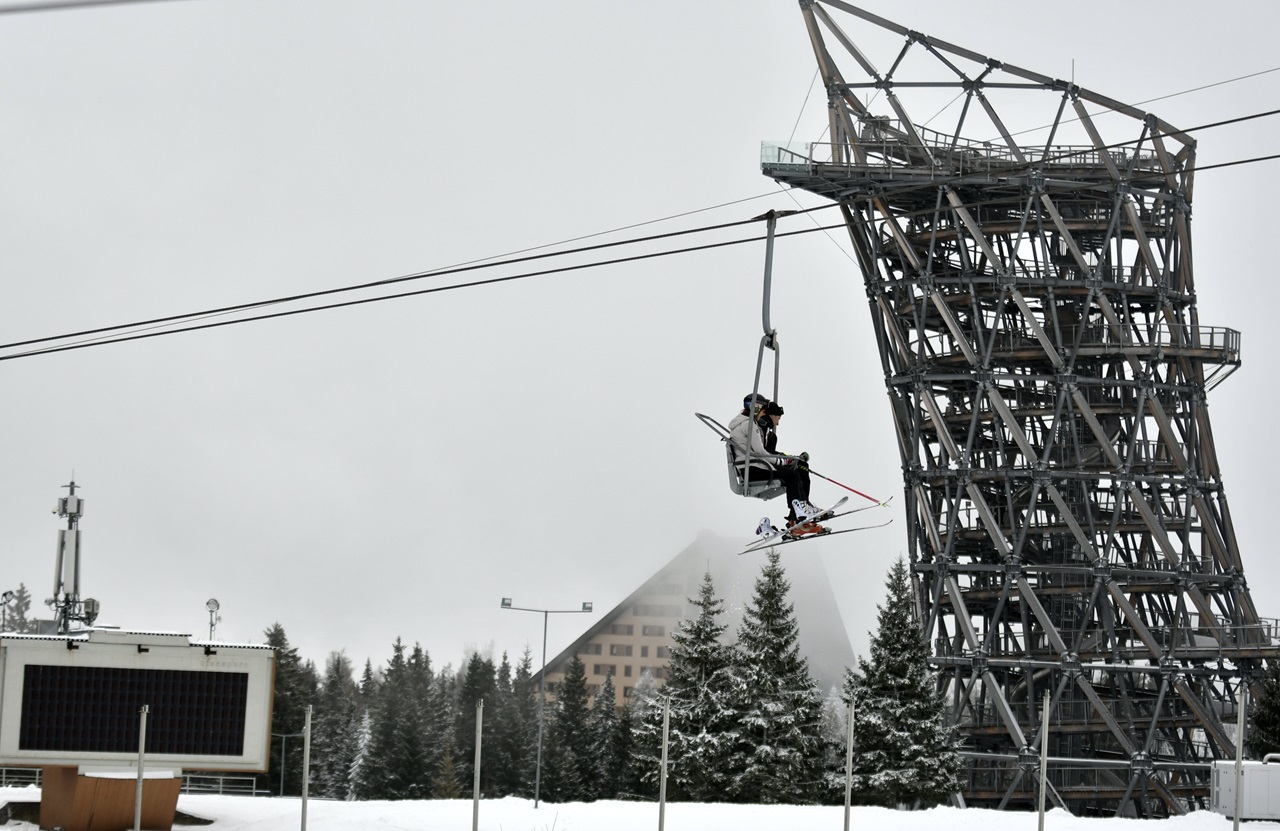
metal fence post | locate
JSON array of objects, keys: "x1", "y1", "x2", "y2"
[
  {"x1": 134, "y1": 704, "x2": 149, "y2": 831},
  {"x1": 473, "y1": 699, "x2": 484, "y2": 831},
  {"x1": 301, "y1": 705, "x2": 312, "y2": 831}
]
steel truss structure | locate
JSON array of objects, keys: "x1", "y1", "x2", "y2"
[{"x1": 763, "y1": 1, "x2": 1277, "y2": 817}]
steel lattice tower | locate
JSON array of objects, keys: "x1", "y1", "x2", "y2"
[{"x1": 763, "y1": 2, "x2": 1277, "y2": 816}]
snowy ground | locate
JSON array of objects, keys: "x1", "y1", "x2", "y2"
[{"x1": 4, "y1": 787, "x2": 1280, "y2": 831}]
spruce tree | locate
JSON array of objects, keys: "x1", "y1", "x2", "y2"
[
  {"x1": 488, "y1": 652, "x2": 519, "y2": 797},
  {"x1": 728, "y1": 551, "x2": 825, "y2": 804},
  {"x1": 614, "y1": 699, "x2": 641, "y2": 799},
  {"x1": 589, "y1": 672, "x2": 621, "y2": 799},
  {"x1": 502, "y1": 649, "x2": 539, "y2": 797},
  {"x1": 428, "y1": 663, "x2": 459, "y2": 797},
  {"x1": 454, "y1": 651, "x2": 497, "y2": 796},
  {"x1": 348, "y1": 708, "x2": 373, "y2": 799},
  {"x1": 312, "y1": 651, "x2": 359, "y2": 799},
  {"x1": 258, "y1": 623, "x2": 317, "y2": 796},
  {"x1": 434, "y1": 748, "x2": 463, "y2": 798},
  {"x1": 355, "y1": 638, "x2": 433, "y2": 799},
  {"x1": 663, "y1": 572, "x2": 738, "y2": 801},
  {"x1": 348, "y1": 659, "x2": 378, "y2": 797},
  {"x1": 1249, "y1": 662, "x2": 1280, "y2": 757},
  {"x1": 628, "y1": 668, "x2": 664, "y2": 799},
  {"x1": 847, "y1": 556, "x2": 961, "y2": 808},
  {"x1": 5, "y1": 584, "x2": 35, "y2": 633},
  {"x1": 543, "y1": 653, "x2": 591, "y2": 802}
]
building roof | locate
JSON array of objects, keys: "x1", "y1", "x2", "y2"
[{"x1": 536, "y1": 530, "x2": 856, "y2": 699}]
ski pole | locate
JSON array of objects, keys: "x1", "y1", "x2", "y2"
[{"x1": 807, "y1": 468, "x2": 886, "y2": 505}]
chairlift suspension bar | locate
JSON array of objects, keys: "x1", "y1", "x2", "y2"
[
  {"x1": 744, "y1": 211, "x2": 791, "y2": 488},
  {"x1": 761, "y1": 211, "x2": 779, "y2": 343}
]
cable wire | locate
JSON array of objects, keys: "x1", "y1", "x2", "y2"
[
  {"x1": 7, "y1": 106, "x2": 1280, "y2": 362},
  {"x1": 0, "y1": 201, "x2": 841, "y2": 353},
  {"x1": 0, "y1": 221, "x2": 849, "y2": 362},
  {"x1": 0, "y1": 0, "x2": 189, "y2": 13}
]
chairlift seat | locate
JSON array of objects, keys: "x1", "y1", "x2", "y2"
[
  {"x1": 695, "y1": 412, "x2": 787, "y2": 501},
  {"x1": 725, "y1": 442, "x2": 787, "y2": 500}
]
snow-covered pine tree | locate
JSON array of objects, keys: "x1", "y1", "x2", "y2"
[
  {"x1": 354, "y1": 638, "x2": 434, "y2": 799},
  {"x1": 542, "y1": 653, "x2": 591, "y2": 802},
  {"x1": 628, "y1": 667, "x2": 665, "y2": 799},
  {"x1": 312, "y1": 651, "x2": 360, "y2": 799},
  {"x1": 347, "y1": 659, "x2": 378, "y2": 797},
  {"x1": 348, "y1": 707, "x2": 373, "y2": 799},
  {"x1": 1249, "y1": 661, "x2": 1280, "y2": 757},
  {"x1": 426, "y1": 661, "x2": 457, "y2": 797},
  {"x1": 408, "y1": 644, "x2": 442, "y2": 798},
  {"x1": 506, "y1": 649, "x2": 539, "y2": 797},
  {"x1": 728, "y1": 550, "x2": 825, "y2": 804},
  {"x1": 454, "y1": 651, "x2": 496, "y2": 796},
  {"x1": 663, "y1": 572, "x2": 738, "y2": 801},
  {"x1": 433, "y1": 748, "x2": 463, "y2": 798},
  {"x1": 847, "y1": 556, "x2": 961, "y2": 808},
  {"x1": 258, "y1": 623, "x2": 317, "y2": 796},
  {"x1": 5, "y1": 584, "x2": 35, "y2": 633},
  {"x1": 614, "y1": 697, "x2": 642, "y2": 799},
  {"x1": 588, "y1": 672, "x2": 621, "y2": 799},
  {"x1": 487, "y1": 651, "x2": 520, "y2": 797}
]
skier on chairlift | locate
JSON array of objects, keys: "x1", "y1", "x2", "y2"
[{"x1": 727, "y1": 393, "x2": 825, "y2": 535}]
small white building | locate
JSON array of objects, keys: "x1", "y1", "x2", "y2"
[{"x1": 1210, "y1": 758, "x2": 1280, "y2": 821}]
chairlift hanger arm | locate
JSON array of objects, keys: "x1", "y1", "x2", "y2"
[{"x1": 753, "y1": 208, "x2": 799, "y2": 343}]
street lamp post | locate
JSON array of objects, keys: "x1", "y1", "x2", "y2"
[{"x1": 500, "y1": 597, "x2": 592, "y2": 808}]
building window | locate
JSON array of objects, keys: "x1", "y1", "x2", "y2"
[
  {"x1": 609, "y1": 624, "x2": 634, "y2": 635},
  {"x1": 624, "y1": 665, "x2": 632, "y2": 677},
  {"x1": 657, "y1": 646, "x2": 670, "y2": 659},
  {"x1": 633, "y1": 604, "x2": 681, "y2": 617},
  {"x1": 641, "y1": 646, "x2": 649, "y2": 658},
  {"x1": 583, "y1": 642, "x2": 602, "y2": 655},
  {"x1": 609, "y1": 644, "x2": 632, "y2": 657},
  {"x1": 623, "y1": 687, "x2": 634, "y2": 698},
  {"x1": 593, "y1": 664, "x2": 616, "y2": 677},
  {"x1": 652, "y1": 667, "x2": 666, "y2": 679},
  {"x1": 546, "y1": 682, "x2": 558, "y2": 695},
  {"x1": 642, "y1": 625, "x2": 665, "y2": 637}
]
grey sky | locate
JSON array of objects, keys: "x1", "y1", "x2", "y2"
[{"x1": 2, "y1": 0, "x2": 1278, "y2": 675}]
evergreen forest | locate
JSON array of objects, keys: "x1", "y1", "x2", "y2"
[{"x1": 3, "y1": 556, "x2": 968, "y2": 806}]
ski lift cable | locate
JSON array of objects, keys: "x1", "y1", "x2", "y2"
[
  {"x1": 0, "y1": 199, "x2": 843, "y2": 355},
  {"x1": 0, "y1": 220, "x2": 851, "y2": 362},
  {"x1": 5, "y1": 106, "x2": 1276, "y2": 360},
  {"x1": 0, "y1": 0, "x2": 189, "y2": 13},
  {"x1": 991, "y1": 64, "x2": 1280, "y2": 144}
]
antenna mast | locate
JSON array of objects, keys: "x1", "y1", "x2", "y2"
[{"x1": 51, "y1": 480, "x2": 99, "y2": 633}]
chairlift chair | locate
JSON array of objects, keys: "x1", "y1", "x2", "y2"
[{"x1": 694, "y1": 412, "x2": 788, "y2": 501}]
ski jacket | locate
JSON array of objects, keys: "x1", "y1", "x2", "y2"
[{"x1": 728, "y1": 412, "x2": 773, "y2": 468}]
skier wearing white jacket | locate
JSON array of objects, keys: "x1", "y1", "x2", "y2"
[{"x1": 727, "y1": 393, "x2": 823, "y2": 532}]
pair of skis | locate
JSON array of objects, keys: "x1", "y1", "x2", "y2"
[{"x1": 740, "y1": 495, "x2": 893, "y2": 554}]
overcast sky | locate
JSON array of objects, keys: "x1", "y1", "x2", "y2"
[{"x1": 1, "y1": 0, "x2": 1278, "y2": 676}]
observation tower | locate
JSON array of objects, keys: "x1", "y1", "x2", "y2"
[{"x1": 763, "y1": 2, "x2": 1276, "y2": 816}]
